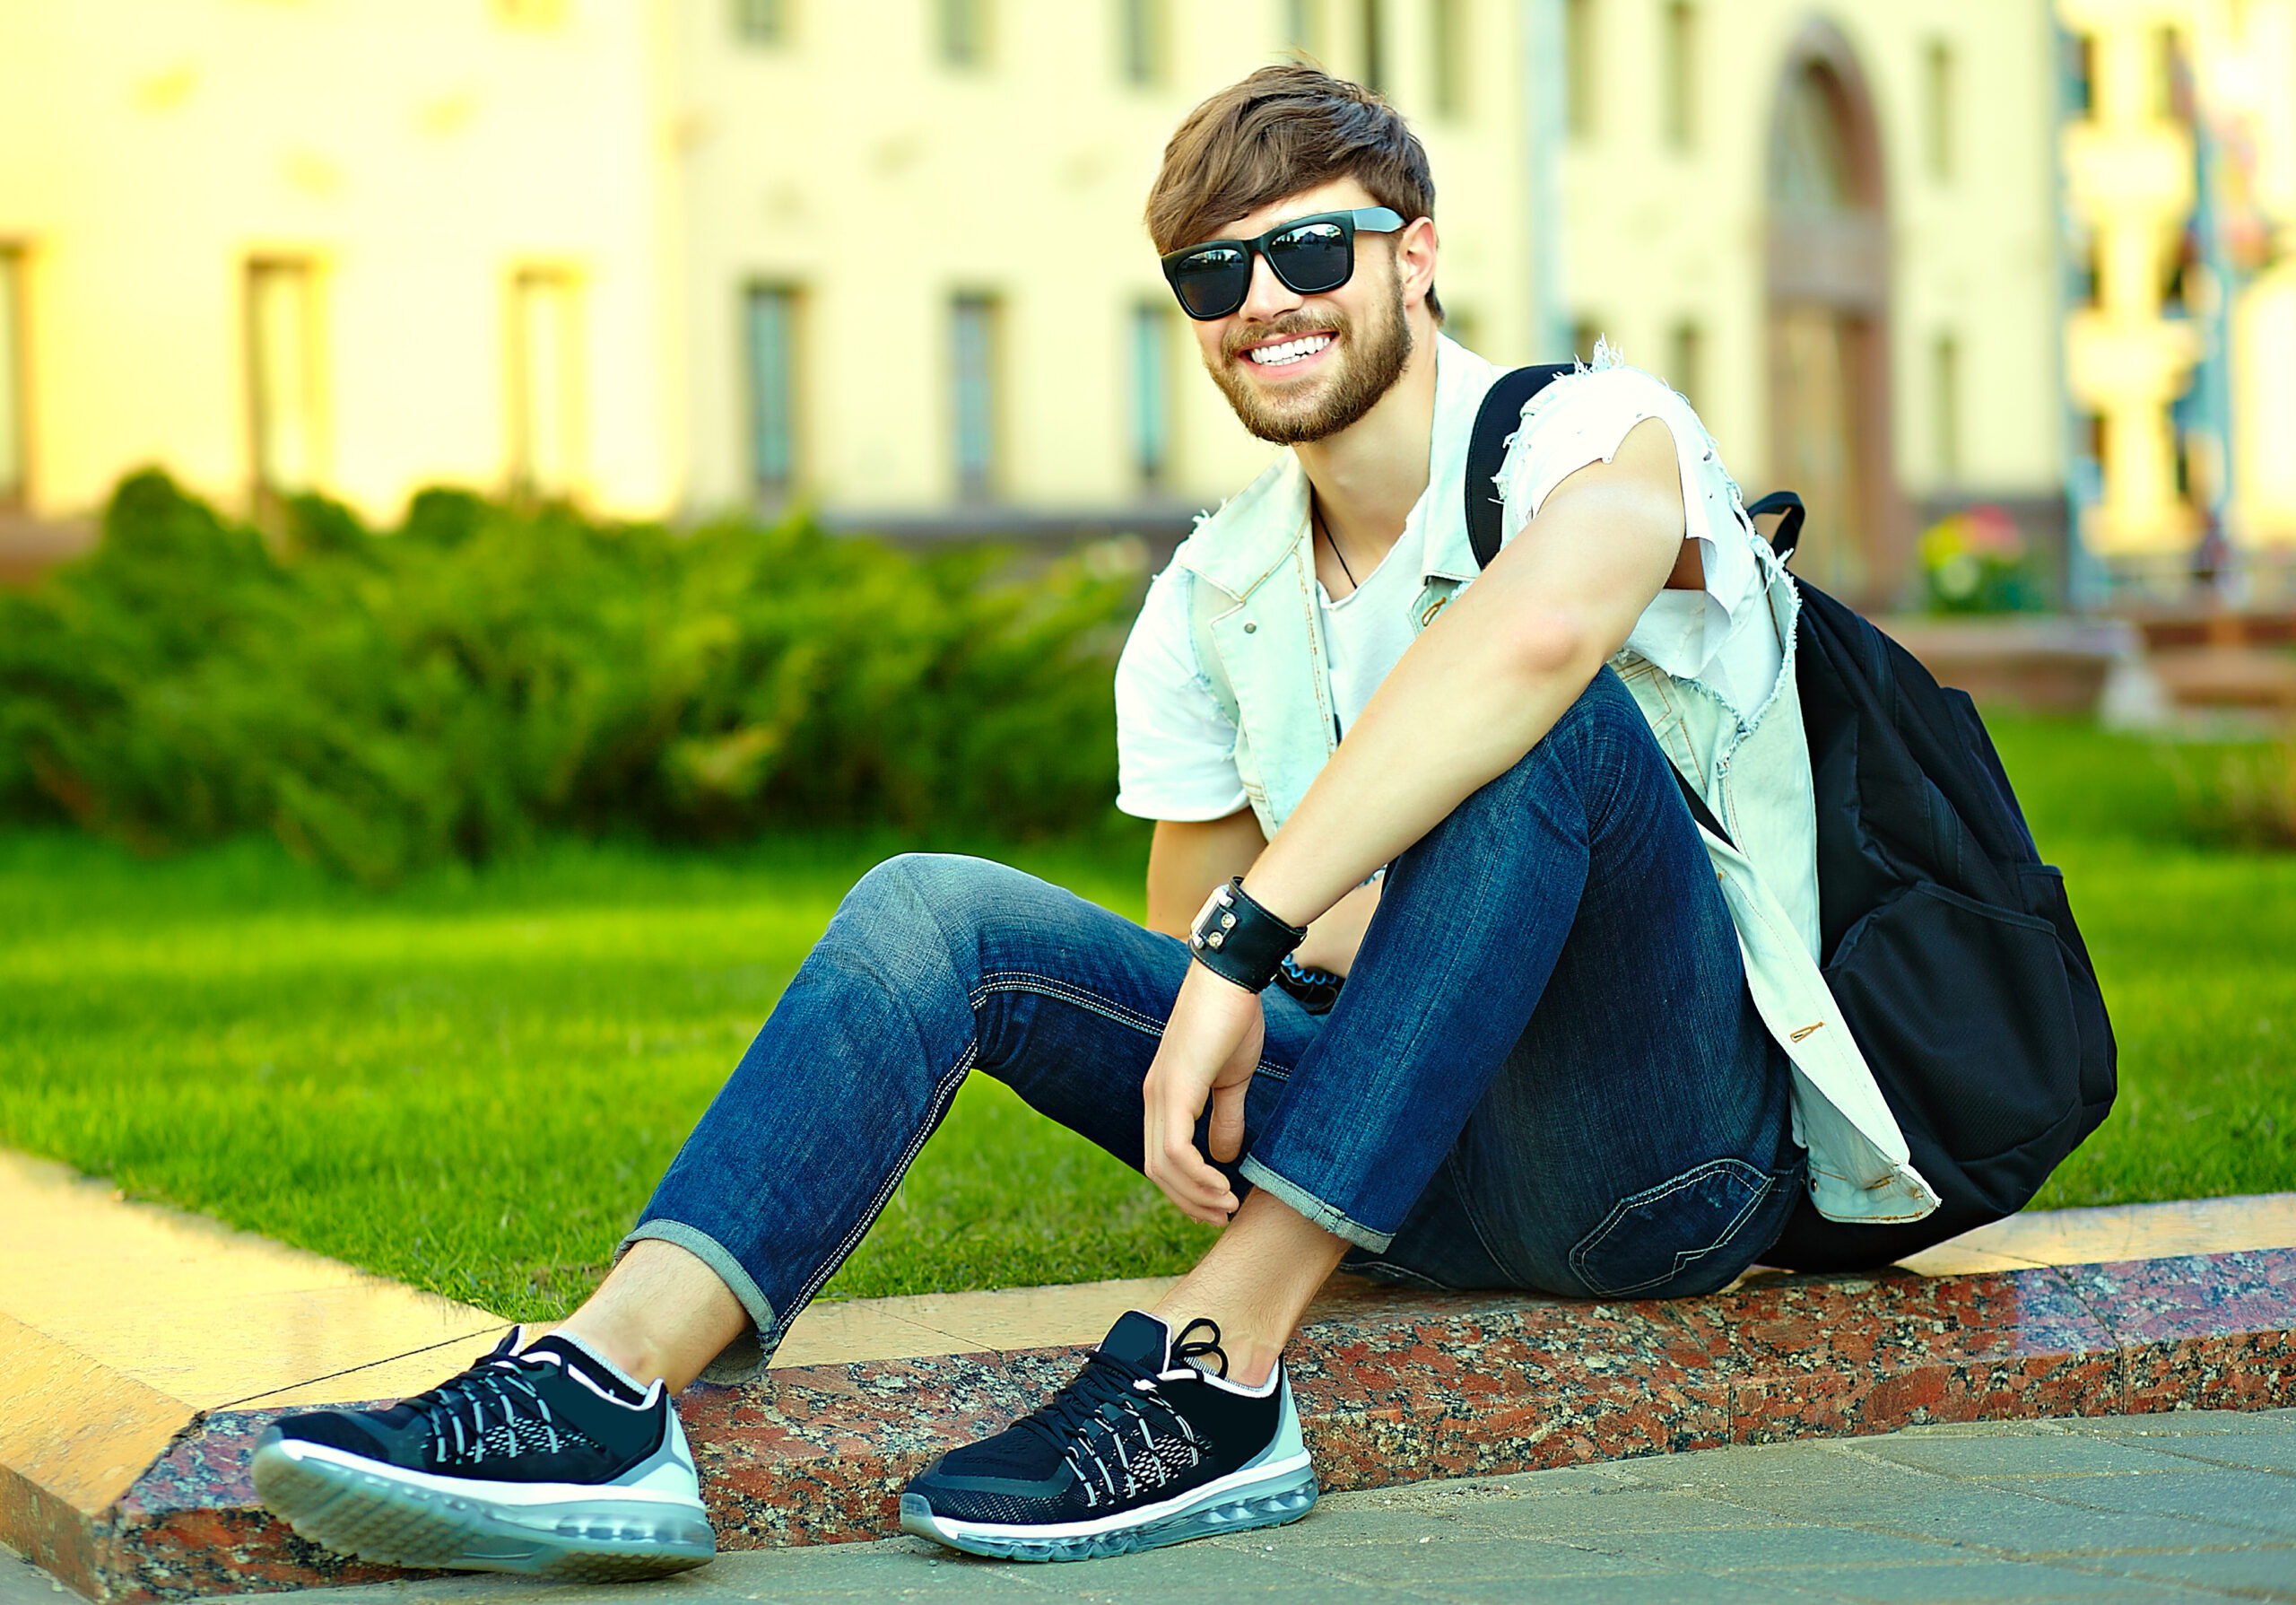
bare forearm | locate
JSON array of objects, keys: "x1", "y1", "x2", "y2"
[
  {"x1": 1242, "y1": 589, "x2": 1608, "y2": 928},
  {"x1": 1240, "y1": 420, "x2": 1684, "y2": 930},
  {"x1": 1145, "y1": 808, "x2": 1265, "y2": 936}
]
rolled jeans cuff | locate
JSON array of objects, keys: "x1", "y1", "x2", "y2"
[
  {"x1": 617, "y1": 1218, "x2": 778, "y2": 1386},
  {"x1": 1238, "y1": 1155, "x2": 1395, "y2": 1253}
]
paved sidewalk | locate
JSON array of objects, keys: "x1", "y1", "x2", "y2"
[{"x1": 10, "y1": 1409, "x2": 2294, "y2": 1604}]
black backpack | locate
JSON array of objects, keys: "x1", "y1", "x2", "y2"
[{"x1": 1465, "y1": 365, "x2": 2118, "y2": 1269}]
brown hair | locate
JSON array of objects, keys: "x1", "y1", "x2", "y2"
[{"x1": 1145, "y1": 65, "x2": 1441, "y2": 319}]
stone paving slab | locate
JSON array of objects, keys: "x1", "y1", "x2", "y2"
[{"x1": 11, "y1": 1409, "x2": 2292, "y2": 1602}]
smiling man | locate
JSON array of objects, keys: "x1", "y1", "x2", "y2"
[{"x1": 249, "y1": 65, "x2": 1932, "y2": 1576}]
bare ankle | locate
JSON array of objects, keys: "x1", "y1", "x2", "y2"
[{"x1": 553, "y1": 1238, "x2": 750, "y2": 1394}]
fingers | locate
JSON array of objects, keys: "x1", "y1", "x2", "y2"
[
  {"x1": 1141, "y1": 1053, "x2": 1239, "y2": 1223},
  {"x1": 1144, "y1": 1080, "x2": 1239, "y2": 1223},
  {"x1": 1206, "y1": 1076, "x2": 1248, "y2": 1165},
  {"x1": 1139, "y1": 965, "x2": 1264, "y2": 1225}
]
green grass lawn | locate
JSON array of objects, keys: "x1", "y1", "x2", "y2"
[{"x1": 0, "y1": 718, "x2": 2289, "y2": 1322}]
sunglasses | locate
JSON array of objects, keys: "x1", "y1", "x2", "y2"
[{"x1": 1160, "y1": 206, "x2": 1407, "y2": 322}]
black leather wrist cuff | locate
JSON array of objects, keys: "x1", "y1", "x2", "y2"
[{"x1": 1187, "y1": 877, "x2": 1307, "y2": 993}]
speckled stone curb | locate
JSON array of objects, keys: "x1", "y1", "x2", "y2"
[{"x1": 61, "y1": 1248, "x2": 2296, "y2": 1601}]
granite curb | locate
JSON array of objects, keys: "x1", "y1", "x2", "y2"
[{"x1": 41, "y1": 1246, "x2": 2295, "y2": 1602}]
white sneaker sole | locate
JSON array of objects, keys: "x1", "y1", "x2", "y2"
[
  {"x1": 251, "y1": 1435, "x2": 715, "y2": 1580},
  {"x1": 900, "y1": 1451, "x2": 1318, "y2": 1562}
]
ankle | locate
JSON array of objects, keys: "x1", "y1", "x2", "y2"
[
  {"x1": 1150, "y1": 1304, "x2": 1288, "y2": 1389},
  {"x1": 553, "y1": 1313, "x2": 671, "y2": 1391},
  {"x1": 1221, "y1": 1336, "x2": 1285, "y2": 1391}
]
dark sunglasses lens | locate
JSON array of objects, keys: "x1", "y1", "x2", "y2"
[
  {"x1": 1266, "y1": 222, "x2": 1351, "y2": 293},
  {"x1": 1171, "y1": 246, "x2": 1248, "y2": 318}
]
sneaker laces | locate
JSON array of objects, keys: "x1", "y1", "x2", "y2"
[
  {"x1": 403, "y1": 1331, "x2": 587, "y2": 1470},
  {"x1": 1015, "y1": 1319, "x2": 1230, "y2": 1507}
]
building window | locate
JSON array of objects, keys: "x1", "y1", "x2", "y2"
[
  {"x1": 508, "y1": 267, "x2": 581, "y2": 499},
  {"x1": 1431, "y1": 0, "x2": 1467, "y2": 118},
  {"x1": 1933, "y1": 331, "x2": 1961, "y2": 482},
  {"x1": 744, "y1": 285, "x2": 800, "y2": 503},
  {"x1": 1668, "y1": 318, "x2": 1703, "y2": 413},
  {"x1": 1661, "y1": 2, "x2": 1695, "y2": 152},
  {"x1": 1923, "y1": 39, "x2": 1954, "y2": 180},
  {"x1": 2063, "y1": 31, "x2": 2094, "y2": 119},
  {"x1": 1565, "y1": 0, "x2": 1596, "y2": 140},
  {"x1": 1129, "y1": 301, "x2": 1174, "y2": 492},
  {"x1": 938, "y1": 0, "x2": 988, "y2": 67},
  {"x1": 246, "y1": 258, "x2": 323, "y2": 499},
  {"x1": 951, "y1": 293, "x2": 1001, "y2": 501},
  {"x1": 1359, "y1": 0, "x2": 1387, "y2": 94},
  {"x1": 1283, "y1": 0, "x2": 1323, "y2": 58},
  {"x1": 1118, "y1": 0, "x2": 1164, "y2": 85},
  {"x1": 0, "y1": 249, "x2": 23, "y2": 507},
  {"x1": 733, "y1": 0, "x2": 788, "y2": 45}
]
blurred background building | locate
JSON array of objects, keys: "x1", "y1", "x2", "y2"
[
  {"x1": 0, "y1": 0, "x2": 2290, "y2": 610},
  {"x1": 2061, "y1": 0, "x2": 2296, "y2": 606}
]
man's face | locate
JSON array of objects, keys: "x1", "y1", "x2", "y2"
[{"x1": 1183, "y1": 179, "x2": 1417, "y2": 447}]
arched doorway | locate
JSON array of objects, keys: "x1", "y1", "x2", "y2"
[{"x1": 1767, "y1": 22, "x2": 1899, "y2": 607}]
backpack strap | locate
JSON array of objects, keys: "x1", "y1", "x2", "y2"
[
  {"x1": 1464, "y1": 362, "x2": 1577, "y2": 570},
  {"x1": 1465, "y1": 367, "x2": 1807, "y2": 572},
  {"x1": 1670, "y1": 764, "x2": 1733, "y2": 847},
  {"x1": 1744, "y1": 490, "x2": 1806, "y2": 564}
]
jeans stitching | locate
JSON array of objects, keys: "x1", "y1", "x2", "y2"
[
  {"x1": 970, "y1": 970, "x2": 1293, "y2": 1081},
  {"x1": 1567, "y1": 1156, "x2": 1776, "y2": 1297},
  {"x1": 971, "y1": 971, "x2": 1167, "y2": 1036},
  {"x1": 778, "y1": 1040, "x2": 978, "y2": 1331}
]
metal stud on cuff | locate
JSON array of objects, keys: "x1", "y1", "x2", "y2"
[{"x1": 1187, "y1": 877, "x2": 1306, "y2": 993}]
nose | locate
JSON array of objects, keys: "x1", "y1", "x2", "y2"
[{"x1": 1238, "y1": 249, "x2": 1304, "y2": 323}]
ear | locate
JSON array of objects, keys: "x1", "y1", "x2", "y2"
[{"x1": 1393, "y1": 215, "x2": 1439, "y2": 312}]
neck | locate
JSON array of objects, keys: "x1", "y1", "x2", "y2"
[{"x1": 1293, "y1": 319, "x2": 1442, "y2": 570}]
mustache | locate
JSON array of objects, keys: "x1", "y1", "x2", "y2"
[{"x1": 1222, "y1": 314, "x2": 1346, "y2": 363}]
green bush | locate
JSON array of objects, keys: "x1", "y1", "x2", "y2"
[{"x1": 0, "y1": 472, "x2": 1135, "y2": 883}]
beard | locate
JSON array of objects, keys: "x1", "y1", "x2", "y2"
[{"x1": 1207, "y1": 269, "x2": 1414, "y2": 446}]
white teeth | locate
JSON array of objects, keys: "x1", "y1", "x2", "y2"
[{"x1": 1247, "y1": 335, "x2": 1333, "y2": 367}]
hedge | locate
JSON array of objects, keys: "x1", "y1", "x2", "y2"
[{"x1": 0, "y1": 473, "x2": 1137, "y2": 884}]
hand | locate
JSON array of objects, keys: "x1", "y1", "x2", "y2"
[
  {"x1": 1292, "y1": 877, "x2": 1381, "y2": 978},
  {"x1": 1142, "y1": 960, "x2": 1266, "y2": 1225}
]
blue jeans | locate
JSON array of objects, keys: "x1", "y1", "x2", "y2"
[{"x1": 630, "y1": 670, "x2": 1803, "y2": 1381}]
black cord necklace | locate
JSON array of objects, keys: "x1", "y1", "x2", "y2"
[{"x1": 1313, "y1": 503, "x2": 1358, "y2": 590}]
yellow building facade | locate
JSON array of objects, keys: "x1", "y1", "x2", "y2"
[
  {"x1": 0, "y1": 0, "x2": 683, "y2": 526},
  {"x1": 2059, "y1": 0, "x2": 2296, "y2": 593},
  {"x1": 2, "y1": 0, "x2": 2074, "y2": 610},
  {"x1": 1555, "y1": 0, "x2": 2065, "y2": 606}
]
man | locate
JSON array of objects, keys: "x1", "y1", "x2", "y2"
[{"x1": 251, "y1": 65, "x2": 1932, "y2": 1574}]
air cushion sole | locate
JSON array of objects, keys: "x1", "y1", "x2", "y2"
[
  {"x1": 250, "y1": 1439, "x2": 715, "y2": 1581},
  {"x1": 899, "y1": 1465, "x2": 1318, "y2": 1562}
]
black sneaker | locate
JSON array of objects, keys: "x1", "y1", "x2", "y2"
[
  {"x1": 900, "y1": 1311, "x2": 1318, "y2": 1561},
  {"x1": 250, "y1": 1329, "x2": 714, "y2": 1581}
]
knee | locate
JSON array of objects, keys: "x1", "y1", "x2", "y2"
[
  {"x1": 841, "y1": 853, "x2": 1005, "y2": 932},
  {"x1": 1542, "y1": 667, "x2": 1648, "y2": 758},
  {"x1": 829, "y1": 853, "x2": 1007, "y2": 974}
]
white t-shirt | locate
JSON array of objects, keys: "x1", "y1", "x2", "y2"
[{"x1": 1114, "y1": 346, "x2": 1781, "y2": 824}]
